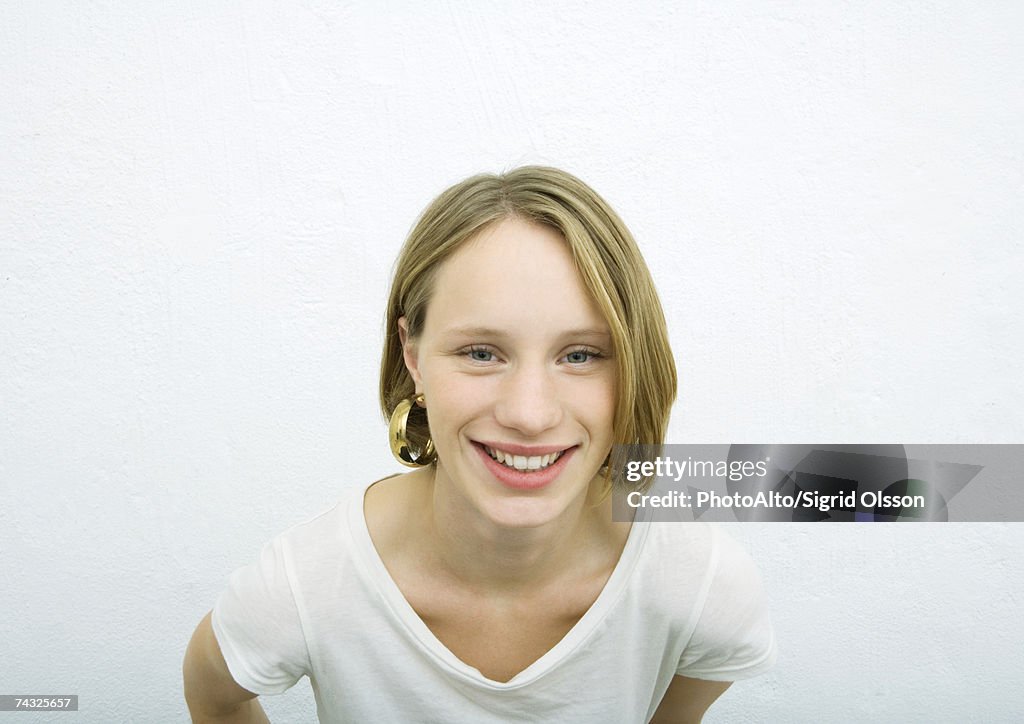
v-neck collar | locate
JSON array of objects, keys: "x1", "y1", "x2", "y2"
[{"x1": 345, "y1": 479, "x2": 650, "y2": 690}]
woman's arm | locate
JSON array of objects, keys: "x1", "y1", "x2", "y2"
[
  {"x1": 182, "y1": 611, "x2": 270, "y2": 724},
  {"x1": 649, "y1": 675, "x2": 733, "y2": 724}
]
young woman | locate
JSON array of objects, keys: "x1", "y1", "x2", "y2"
[{"x1": 183, "y1": 167, "x2": 776, "y2": 723}]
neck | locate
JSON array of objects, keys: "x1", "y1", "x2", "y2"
[{"x1": 415, "y1": 465, "x2": 615, "y2": 594}]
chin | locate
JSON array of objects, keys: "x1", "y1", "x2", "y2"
[
  {"x1": 469, "y1": 466, "x2": 598, "y2": 531},
  {"x1": 474, "y1": 494, "x2": 575, "y2": 530}
]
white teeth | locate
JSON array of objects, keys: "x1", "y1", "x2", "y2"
[{"x1": 485, "y1": 446, "x2": 564, "y2": 472}]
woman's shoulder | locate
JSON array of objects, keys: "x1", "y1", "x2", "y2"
[
  {"x1": 639, "y1": 519, "x2": 718, "y2": 560},
  {"x1": 272, "y1": 471, "x2": 423, "y2": 561},
  {"x1": 635, "y1": 522, "x2": 764, "y2": 599},
  {"x1": 263, "y1": 477, "x2": 378, "y2": 556}
]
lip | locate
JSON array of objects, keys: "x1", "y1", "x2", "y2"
[
  {"x1": 472, "y1": 441, "x2": 577, "y2": 490},
  {"x1": 474, "y1": 440, "x2": 573, "y2": 457}
]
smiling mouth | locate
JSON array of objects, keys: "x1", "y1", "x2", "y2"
[{"x1": 482, "y1": 445, "x2": 567, "y2": 472}]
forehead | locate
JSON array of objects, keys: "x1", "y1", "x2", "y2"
[{"x1": 423, "y1": 218, "x2": 609, "y2": 337}]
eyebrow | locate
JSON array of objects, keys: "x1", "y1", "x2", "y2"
[{"x1": 442, "y1": 326, "x2": 611, "y2": 340}]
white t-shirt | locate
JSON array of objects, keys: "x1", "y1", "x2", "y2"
[{"x1": 211, "y1": 482, "x2": 776, "y2": 723}]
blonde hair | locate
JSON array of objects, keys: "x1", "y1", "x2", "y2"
[{"x1": 379, "y1": 166, "x2": 677, "y2": 488}]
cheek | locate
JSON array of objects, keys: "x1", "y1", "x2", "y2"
[
  {"x1": 571, "y1": 376, "x2": 616, "y2": 436},
  {"x1": 421, "y1": 370, "x2": 490, "y2": 430}
]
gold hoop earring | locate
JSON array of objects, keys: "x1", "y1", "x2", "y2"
[{"x1": 388, "y1": 393, "x2": 436, "y2": 467}]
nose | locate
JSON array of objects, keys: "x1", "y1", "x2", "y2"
[{"x1": 493, "y1": 363, "x2": 563, "y2": 437}]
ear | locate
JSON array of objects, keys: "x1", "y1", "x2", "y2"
[{"x1": 397, "y1": 316, "x2": 423, "y2": 393}]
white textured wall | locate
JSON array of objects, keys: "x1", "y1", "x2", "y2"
[{"x1": 2, "y1": 2, "x2": 1022, "y2": 722}]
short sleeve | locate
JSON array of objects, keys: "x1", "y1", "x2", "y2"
[
  {"x1": 675, "y1": 528, "x2": 777, "y2": 681},
  {"x1": 211, "y1": 535, "x2": 311, "y2": 695}
]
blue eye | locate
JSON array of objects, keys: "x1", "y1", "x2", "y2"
[
  {"x1": 467, "y1": 347, "x2": 495, "y2": 362},
  {"x1": 565, "y1": 349, "x2": 600, "y2": 364}
]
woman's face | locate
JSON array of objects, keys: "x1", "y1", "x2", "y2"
[{"x1": 400, "y1": 217, "x2": 616, "y2": 528}]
